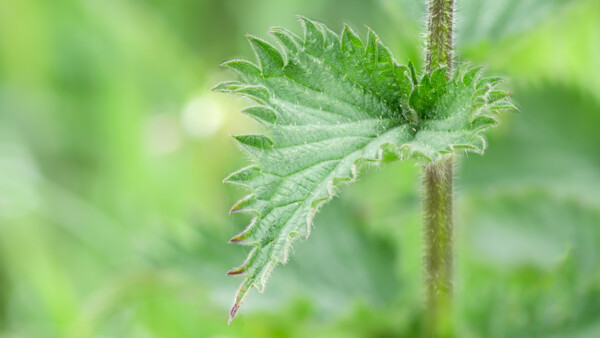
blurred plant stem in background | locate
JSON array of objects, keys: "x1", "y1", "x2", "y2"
[{"x1": 0, "y1": 0, "x2": 599, "y2": 337}]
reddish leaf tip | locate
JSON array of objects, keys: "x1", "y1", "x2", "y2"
[
  {"x1": 227, "y1": 267, "x2": 246, "y2": 276},
  {"x1": 228, "y1": 304, "x2": 240, "y2": 325},
  {"x1": 229, "y1": 235, "x2": 244, "y2": 243}
]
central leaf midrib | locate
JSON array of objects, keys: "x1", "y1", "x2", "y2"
[{"x1": 270, "y1": 118, "x2": 405, "y2": 151}]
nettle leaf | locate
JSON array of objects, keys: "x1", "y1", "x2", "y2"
[{"x1": 214, "y1": 17, "x2": 514, "y2": 322}]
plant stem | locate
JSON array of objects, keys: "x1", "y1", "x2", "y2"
[
  {"x1": 423, "y1": 156, "x2": 454, "y2": 337},
  {"x1": 426, "y1": 0, "x2": 454, "y2": 73},
  {"x1": 424, "y1": 0, "x2": 455, "y2": 337}
]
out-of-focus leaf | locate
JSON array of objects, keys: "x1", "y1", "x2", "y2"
[
  {"x1": 456, "y1": 84, "x2": 600, "y2": 336},
  {"x1": 460, "y1": 85, "x2": 600, "y2": 203},
  {"x1": 458, "y1": 192, "x2": 600, "y2": 338},
  {"x1": 456, "y1": 0, "x2": 583, "y2": 45}
]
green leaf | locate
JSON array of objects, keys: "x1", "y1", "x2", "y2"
[{"x1": 216, "y1": 17, "x2": 514, "y2": 322}]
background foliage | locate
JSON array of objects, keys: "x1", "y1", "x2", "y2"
[{"x1": 0, "y1": 0, "x2": 599, "y2": 337}]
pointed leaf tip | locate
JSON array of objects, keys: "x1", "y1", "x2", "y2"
[
  {"x1": 299, "y1": 16, "x2": 324, "y2": 48},
  {"x1": 224, "y1": 165, "x2": 261, "y2": 185},
  {"x1": 233, "y1": 85, "x2": 270, "y2": 103},
  {"x1": 229, "y1": 229, "x2": 250, "y2": 243},
  {"x1": 431, "y1": 67, "x2": 448, "y2": 86},
  {"x1": 366, "y1": 27, "x2": 378, "y2": 40},
  {"x1": 229, "y1": 237, "x2": 244, "y2": 244},
  {"x1": 229, "y1": 195, "x2": 256, "y2": 214},
  {"x1": 476, "y1": 76, "x2": 503, "y2": 89},
  {"x1": 242, "y1": 106, "x2": 277, "y2": 124},
  {"x1": 228, "y1": 304, "x2": 240, "y2": 325},
  {"x1": 270, "y1": 27, "x2": 302, "y2": 54},
  {"x1": 407, "y1": 60, "x2": 418, "y2": 85},
  {"x1": 221, "y1": 59, "x2": 262, "y2": 78},
  {"x1": 233, "y1": 134, "x2": 273, "y2": 149},
  {"x1": 341, "y1": 24, "x2": 363, "y2": 52},
  {"x1": 211, "y1": 80, "x2": 243, "y2": 93},
  {"x1": 246, "y1": 35, "x2": 284, "y2": 76},
  {"x1": 227, "y1": 266, "x2": 247, "y2": 276},
  {"x1": 487, "y1": 90, "x2": 511, "y2": 103},
  {"x1": 463, "y1": 65, "x2": 486, "y2": 86}
]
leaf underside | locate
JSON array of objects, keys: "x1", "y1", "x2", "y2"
[{"x1": 214, "y1": 16, "x2": 514, "y2": 323}]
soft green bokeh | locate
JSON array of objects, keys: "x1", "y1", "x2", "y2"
[{"x1": 0, "y1": 0, "x2": 598, "y2": 337}]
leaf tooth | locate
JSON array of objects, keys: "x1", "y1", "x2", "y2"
[
  {"x1": 228, "y1": 277, "x2": 253, "y2": 324},
  {"x1": 365, "y1": 27, "x2": 379, "y2": 59},
  {"x1": 232, "y1": 134, "x2": 273, "y2": 163},
  {"x1": 246, "y1": 35, "x2": 284, "y2": 77},
  {"x1": 228, "y1": 304, "x2": 240, "y2": 325},
  {"x1": 232, "y1": 85, "x2": 270, "y2": 103},
  {"x1": 466, "y1": 135, "x2": 487, "y2": 153},
  {"x1": 298, "y1": 16, "x2": 324, "y2": 49},
  {"x1": 233, "y1": 134, "x2": 274, "y2": 150},
  {"x1": 231, "y1": 207, "x2": 294, "y2": 245},
  {"x1": 376, "y1": 40, "x2": 394, "y2": 65},
  {"x1": 472, "y1": 87, "x2": 490, "y2": 101},
  {"x1": 396, "y1": 143, "x2": 433, "y2": 162},
  {"x1": 229, "y1": 233, "x2": 248, "y2": 244},
  {"x1": 270, "y1": 27, "x2": 302, "y2": 55},
  {"x1": 421, "y1": 73, "x2": 432, "y2": 88},
  {"x1": 476, "y1": 76, "x2": 503, "y2": 90},
  {"x1": 469, "y1": 98, "x2": 486, "y2": 115},
  {"x1": 408, "y1": 87, "x2": 420, "y2": 113},
  {"x1": 378, "y1": 143, "x2": 401, "y2": 162},
  {"x1": 487, "y1": 90, "x2": 511, "y2": 103},
  {"x1": 431, "y1": 67, "x2": 448, "y2": 88},
  {"x1": 407, "y1": 60, "x2": 419, "y2": 85},
  {"x1": 332, "y1": 175, "x2": 352, "y2": 187},
  {"x1": 451, "y1": 63, "x2": 469, "y2": 85},
  {"x1": 230, "y1": 194, "x2": 257, "y2": 214},
  {"x1": 448, "y1": 142, "x2": 484, "y2": 154},
  {"x1": 211, "y1": 80, "x2": 244, "y2": 93},
  {"x1": 462, "y1": 65, "x2": 486, "y2": 87},
  {"x1": 393, "y1": 64, "x2": 413, "y2": 95},
  {"x1": 490, "y1": 99, "x2": 518, "y2": 111},
  {"x1": 470, "y1": 115, "x2": 499, "y2": 130},
  {"x1": 227, "y1": 247, "x2": 260, "y2": 279},
  {"x1": 409, "y1": 73, "x2": 431, "y2": 115},
  {"x1": 229, "y1": 218, "x2": 257, "y2": 244},
  {"x1": 224, "y1": 165, "x2": 262, "y2": 186},
  {"x1": 242, "y1": 106, "x2": 277, "y2": 124},
  {"x1": 221, "y1": 59, "x2": 262, "y2": 79},
  {"x1": 226, "y1": 267, "x2": 246, "y2": 276},
  {"x1": 318, "y1": 21, "x2": 341, "y2": 50},
  {"x1": 280, "y1": 232, "x2": 301, "y2": 263},
  {"x1": 341, "y1": 24, "x2": 364, "y2": 54}
]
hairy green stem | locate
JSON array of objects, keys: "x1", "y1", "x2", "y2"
[
  {"x1": 424, "y1": 0, "x2": 455, "y2": 337},
  {"x1": 426, "y1": 0, "x2": 454, "y2": 73},
  {"x1": 423, "y1": 156, "x2": 454, "y2": 337}
]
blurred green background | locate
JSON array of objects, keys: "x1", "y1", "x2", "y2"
[{"x1": 1, "y1": 0, "x2": 599, "y2": 337}]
